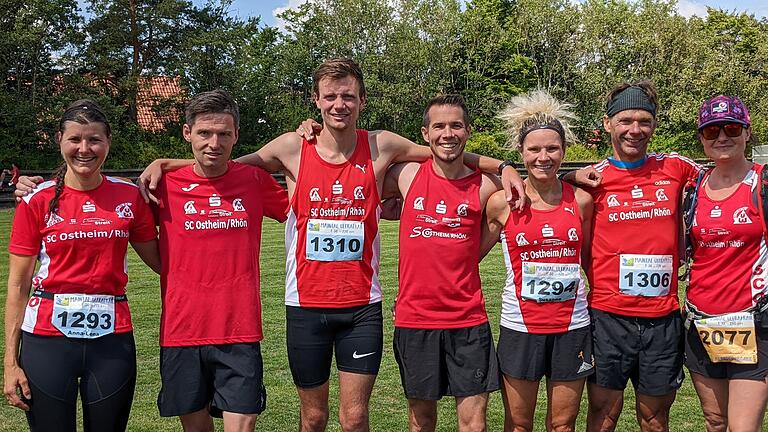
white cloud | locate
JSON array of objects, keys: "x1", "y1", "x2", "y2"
[
  {"x1": 272, "y1": 0, "x2": 313, "y2": 33},
  {"x1": 677, "y1": 0, "x2": 709, "y2": 18}
]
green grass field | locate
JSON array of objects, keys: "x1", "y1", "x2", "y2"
[{"x1": 0, "y1": 208, "x2": 752, "y2": 431}]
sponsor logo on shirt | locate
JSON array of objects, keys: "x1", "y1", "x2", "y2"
[
  {"x1": 209, "y1": 195, "x2": 221, "y2": 207},
  {"x1": 331, "y1": 196, "x2": 353, "y2": 205},
  {"x1": 82, "y1": 201, "x2": 96, "y2": 213},
  {"x1": 516, "y1": 232, "x2": 529, "y2": 246},
  {"x1": 332, "y1": 181, "x2": 343, "y2": 195},
  {"x1": 208, "y1": 209, "x2": 233, "y2": 218},
  {"x1": 733, "y1": 207, "x2": 753, "y2": 225},
  {"x1": 607, "y1": 194, "x2": 621, "y2": 207},
  {"x1": 457, "y1": 203, "x2": 469, "y2": 217},
  {"x1": 45, "y1": 212, "x2": 64, "y2": 228},
  {"x1": 310, "y1": 188, "x2": 321, "y2": 202},
  {"x1": 115, "y1": 203, "x2": 134, "y2": 219},
  {"x1": 184, "y1": 200, "x2": 198, "y2": 215},
  {"x1": 182, "y1": 183, "x2": 200, "y2": 192},
  {"x1": 654, "y1": 179, "x2": 671, "y2": 186},
  {"x1": 564, "y1": 207, "x2": 574, "y2": 215},
  {"x1": 354, "y1": 186, "x2": 365, "y2": 200},
  {"x1": 82, "y1": 217, "x2": 111, "y2": 226},
  {"x1": 416, "y1": 214, "x2": 438, "y2": 224},
  {"x1": 631, "y1": 186, "x2": 643, "y2": 199},
  {"x1": 541, "y1": 224, "x2": 554, "y2": 237},
  {"x1": 710, "y1": 206, "x2": 722, "y2": 218},
  {"x1": 413, "y1": 197, "x2": 425, "y2": 210},
  {"x1": 442, "y1": 217, "x2": 461, "y2": 228},
  {"x1": 568, "y1": 228, "x2": 579, "y2": 241},
  {"x1": 656, "y1": 189, "x2": 668, "y2": 201},
  {"x1": 435, "y1": 200, "x2": 447, "y2": 215},
  {"x1": 354, "y1": 164, "x2": 366, "y2": 173},
  {"x1": 233, "y1": 198, "x2": 246, "y2": 212}
]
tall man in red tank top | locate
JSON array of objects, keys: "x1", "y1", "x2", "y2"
[
  {"x1": 565, "y1": 81, "x2": 701, "y2": 432},
  {"x1": 383, "y1": 95, "x2": 501, "y2": 432},
  {"x1": 121, "y1": 59, "x2": 525, "y2": 432}
]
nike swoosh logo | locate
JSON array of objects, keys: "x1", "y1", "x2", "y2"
[
  {"x1": 352, "y1": 351, "x2": 376, "y2": 359},
  {"x1": 182, "y1": 183, "x2": 200, "y2": 192}
]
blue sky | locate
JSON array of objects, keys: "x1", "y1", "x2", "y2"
[{"x1": 222, "y1": 0, "x2": 766, "y2": 29}]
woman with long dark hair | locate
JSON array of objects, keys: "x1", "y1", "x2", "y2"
[{"x1": 3, "y1": 100, "x2": 160, "y2": 431}]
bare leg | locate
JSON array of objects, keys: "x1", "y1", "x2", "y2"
[
  {"x1": 634, "y1": 391, "x2": 676, "y2": 432},
  {"x1": 545, "y1": 379, "x2": 585, "y2": 432},
  {"x1": 179, "y1": 408, "x2": 214, "y2": 432},
  {"x1": 338, "y1": 371, "x2": 376, "y2": 432},
  {"x1": 501, "y1": 374, "x2": 539, "y2": 432},
  {"x1": 297, "y1": 381, "x2": 330, "y2": 432},
  {"x1": 455, "y1": 393, "x2": 489, "y2": 432},
  {"x1": 408, "y1": 399, "x2": 438, "y2": 432},
  {"x1": 690, "y1": 373, "x2": 728, "y2": 432},
  {"x1": 726, "y1": 378, "x2": 768, "y2": 432},
  {"x1": 586, "y1": 382, "x2": 624, "y2": 432},
  {"x1": 222, "y1": 412, "x2": 258, "y2": 432}
]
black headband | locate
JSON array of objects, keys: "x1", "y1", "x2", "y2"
[
  {"x1": 519, "y1": 123, "x2": 566, "y2": 146},
  {"x1": 606, "y1": 86, "x2": 656, "y2": 118}
]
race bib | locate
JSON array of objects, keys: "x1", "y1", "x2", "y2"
[
  {"x1": 52, "y1": 294, "x2": 115, "y2": 338},
  {"x1": 618, "y1": 254, "x2": 673, "y2": 296},
  {"x1": 306, "y1": 219, "x2": 364, "y2": 261},
  {"x1": 521, "y1": 262, "x2": 580, "y2": 303},
  {"x1": 695, "y1": 312, "x2": 757, "y2": 364}
]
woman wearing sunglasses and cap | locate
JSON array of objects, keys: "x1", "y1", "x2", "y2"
[{"x1": 684, "y1": 95, "x2": 768, "y2": 432}]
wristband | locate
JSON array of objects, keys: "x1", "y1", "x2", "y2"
[{"x1": 498, "y1": 160, "x2": 515, "y2": 176}]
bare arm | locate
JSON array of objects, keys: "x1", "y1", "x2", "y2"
[
  {"x1": 575, "y1": 187, "x2": 594, "y2": 269},
  {"x1": 236, "y1": 132, "x2": 303, "y2": 175},
  {"x1": 131, "y1": 239, "x2": 161, "y2": 275},
  {"x1": 480, "y1": 190, "x2": 510, "y2": 260},
  {"x1": 137, "y1": 159, "x2": 194, "y2": 204},
  {"x1": 3, "y1": 253, "x2": 36, "y2": 410}
]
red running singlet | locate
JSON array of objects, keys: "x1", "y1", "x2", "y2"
[
  {"x1": 395, "y1": 161, "x2": 486, "y2": 329},
  {"x1": 285, "y1": 130, "x2": 382, "y2": 308},
  {"x1": 499, "y1": 182, "x2": 589, "y2": 334}
]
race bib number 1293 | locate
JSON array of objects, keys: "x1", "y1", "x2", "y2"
[{"x1": 52, "y1": 294, "x2": 115, "y2": 338}]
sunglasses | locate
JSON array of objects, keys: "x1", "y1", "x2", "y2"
[{"x1": 700, "y1": 123, "x2": 744, "y2": 140}]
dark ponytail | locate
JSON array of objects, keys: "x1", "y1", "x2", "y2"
[
  {"x1": 48, "y1": 163, "x2": 67, "y2": 216},
  {"x1": 48, "y1": 99, "x2": 111, "y2": 216}
]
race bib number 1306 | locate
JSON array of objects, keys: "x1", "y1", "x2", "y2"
[{"x1": 619, "y1": 254, "x2": 672, "y2": 297}]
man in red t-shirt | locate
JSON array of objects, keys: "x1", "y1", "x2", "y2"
[
  {"x1": 153, "y1": 90, "x2": 288, "y2": 431},
  {"x1": 383, "y1": 94, "x2": 501, "y2": 431},
  {"x1": 566, "y1": 81, "x2": 700, "y2": 432}
]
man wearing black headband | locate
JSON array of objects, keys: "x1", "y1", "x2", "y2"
[{"x1": 574, "y1": 81, "x2": 701, "y2": 431}]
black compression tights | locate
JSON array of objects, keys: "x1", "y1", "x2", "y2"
[{"x1": 19, "y1": 332, "x2": 137, "y2": 432}]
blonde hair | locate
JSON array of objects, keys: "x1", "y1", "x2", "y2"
[{"x1": 498, "y1": 90, "x2": 578, "y2": 151}]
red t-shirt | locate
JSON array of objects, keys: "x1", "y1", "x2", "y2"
[
  {"x1": 500, "y1": 183, "x2": 589, "y2": 334},
  {"x1": 587, "y1": 154, "x2": 700, "y2": 317},
  {"x1": 688, "y1": 165, "x2": 768, "y2": 315},
  {"x1": 284, "y1": 130, "x2": 382, "y2": 308},
  {"x1": 395, "y1": 162, "x2": 486, "y2": 329},
  {"x1": 10, "y1": 176, "x2": 157, "y2": 336},
  {"x1": 156, "y1": 161, "x2": 288, "y2": 347}
]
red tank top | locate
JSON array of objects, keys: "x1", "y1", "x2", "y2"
[
  {"x1": 688, "y1": 165, "x2": 768, "y2": 315},
  {"x1": 395, "y1": 162, "x2": 486, "y2": 329},
  {"x1": 499, "y1": 182, "x2": 589, "y2": 334},
  {"x1": 285, "y1": 130, "x2": 382, "y2": 308}
]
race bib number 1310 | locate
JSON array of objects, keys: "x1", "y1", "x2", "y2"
[{"x1": 306, "y1": 219, "x2": 364, "y2": 261}]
